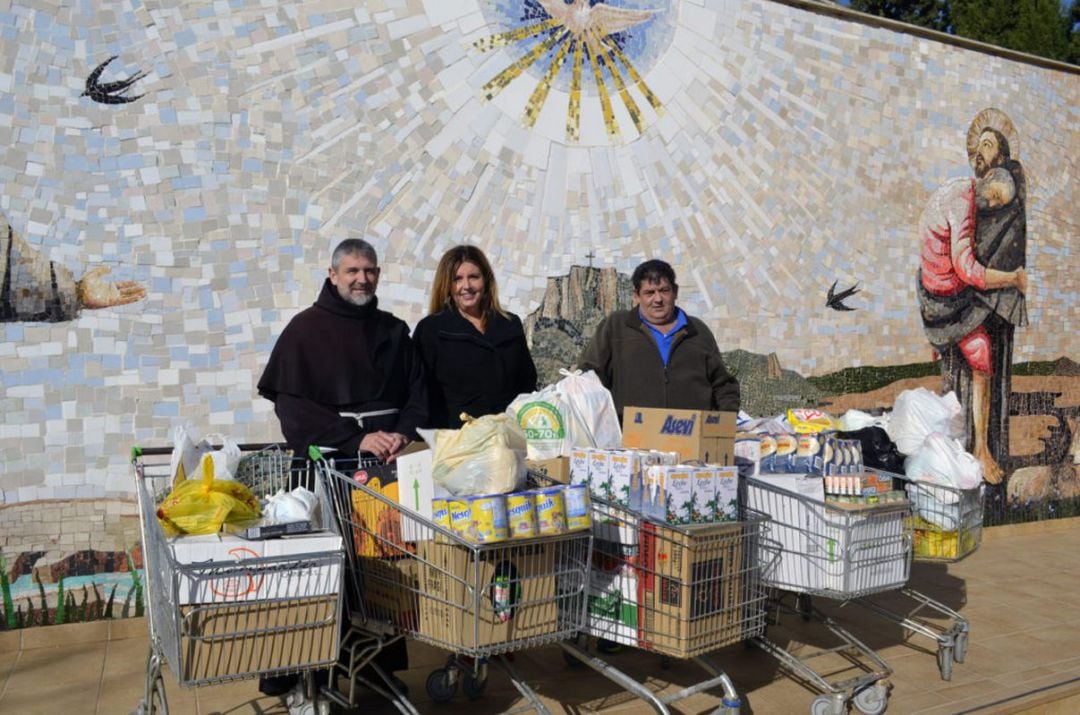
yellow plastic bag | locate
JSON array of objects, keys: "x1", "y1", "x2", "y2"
[{"x1": 156, "y1": 453, "x2": 261, "y2": 535}]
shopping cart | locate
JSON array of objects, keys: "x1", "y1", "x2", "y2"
[
  {"x1": 131, "y1": 443, "x2": 345, "y2": 715},
  {"x1": 743, "y1": 474, "x2": 914, "y2": 715},
  {"x1": 555, "y1": 493, "x2": 771, "y2": 715},
  {"x1": 319, "y1": 459, "x2": 592, "y2": 715},
  {"x1": 851, "y1": 468, "x2": 983, "y2": 680}
]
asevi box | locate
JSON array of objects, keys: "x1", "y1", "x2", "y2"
[{"x1": 622, "y1": 407, "x2": 736, "y2": 464}]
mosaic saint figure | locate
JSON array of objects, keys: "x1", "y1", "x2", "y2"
[
  {"x1": 916, "y1": 109, "x2": 1030, "y2": 484},
  {"x1": 1, "y1": 211, "x2": 146, "y2": 322}
]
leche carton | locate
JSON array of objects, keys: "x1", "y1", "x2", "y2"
[
  {"x1": 642, "y1": 465, "x2": 695, "y2": 525},
  {"x1": 570, "y1": 447, "x2": 592, "y2": 490},
  {"x1": 588, "y1": 449, "x2": 612, "y2": 501},
  {"x1": 607, "y1": 450, "x2": 640, "y2": 508},
  {"x1": 712, "y1": 466, "x2": 740, "y2": 522},
  {"x1": 691, "y1": 469, "x2": 716, "y2": 524}
]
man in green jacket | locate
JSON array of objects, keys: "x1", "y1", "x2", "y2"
[{"x1": 579, "y1": 259, "x2": 740, "y2": 417}]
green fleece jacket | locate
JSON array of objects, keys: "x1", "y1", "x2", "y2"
[{"x1": 578, "y1": 308, "x2": 740, "y2": 418}]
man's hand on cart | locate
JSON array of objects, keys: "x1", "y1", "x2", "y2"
[{"x1": 360, "y1": 431, "x2": 411, "y2": 462}]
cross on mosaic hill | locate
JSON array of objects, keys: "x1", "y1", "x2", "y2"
[{"x1": 585, "y1": 250, "x2": 595, "y2": 267}]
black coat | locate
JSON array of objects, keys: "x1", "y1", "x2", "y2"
[
  {"x1": 413, "y1": 308, "x2": 538, "y2": 429},
  {"x1": 257, "y1": 280, "x2": 428, "y2": 456}
]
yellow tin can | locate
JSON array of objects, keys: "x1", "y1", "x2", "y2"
[
  {"x1": 563, "y1": 484, "x2": 591, "y2": 532},
  {"x1": 468, "y1": 494, "x2": 509, "y2": 543},
  {"x1": 431, "y1": 498, "x2": 451, "y2": 532},
  {"x1": 506, "y1": 493, "x2": 538, "y2": 539},
  {"x1": 534, "y1": 486, "x2": 567, "y2": 536},
  {"x1": 448, "y1": 499, "x2": 472, "y2": 540}
]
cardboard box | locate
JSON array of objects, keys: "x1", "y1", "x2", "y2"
[
  {"x1": 359, "y1": 557, "x2": 420, "y2": 630},
  {"x1": 169, "y1": 532, "x2": 342, "y2": 605},
  {"x1": 622, "y1": 407, "x2": 736, "y2": 465},
  {"x1": 180, "y1": 594, "x2": 338, "y2": 681},
  {"x1": 606, "y1": 451, "x2": 639, "y2": 508},
  {"x1": 351, "y1": 444, "x2": 447, "y2": 552},
  {"x1": 526, "y1": 456, "x2": 571, "y2": 485},
  {"x1": 638, "y1": 521, "x2": 746, "y2": 658},
  {"x1": 416, "y1": 540, "x2": 557, "y2": 651},
  {"x1": 588, "y1": 450, "x2": 611, "y2": 499},
  {"x1": 569, "y1": 448, "x2": 591, "y2": 489}
]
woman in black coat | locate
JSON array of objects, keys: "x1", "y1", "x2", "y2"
[{"x1": 414, "y1": 245, "x2": 538, "y2": 428}]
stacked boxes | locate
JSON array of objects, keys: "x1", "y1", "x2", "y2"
[{"x1": 638, "y1": 521, "x2": 746, "y2": 658}]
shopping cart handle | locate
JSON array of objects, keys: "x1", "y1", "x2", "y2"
[
  {"x1": 308, "y1": 445, "x2": 325, "y2": 462},
  {"x1": 130, "y1": 446, "x2": 143, "y2": 461}
]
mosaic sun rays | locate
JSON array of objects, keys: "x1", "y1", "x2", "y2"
[{"x1": 474, "y1": 0, "x2": 665, "y2": 143}]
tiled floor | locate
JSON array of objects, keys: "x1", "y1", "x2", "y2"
[{"x1": 4, "y1": 519, "x2": 1080, "y2": 714}]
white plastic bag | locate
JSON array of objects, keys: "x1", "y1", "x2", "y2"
[
  {"x1": 264, "y1": 487, "x2": 319, "y2": 522},
  {"x1": 418, "y1": 413, "x2": 527, "y2": 496},
  {"x1": 168, "y1": 424, "x2": 241, "y2": 484},
  {"x1": 906, "y1": 483, "x2": 961, "y2": 530},
  {"x1": 903, "y1": 431, "x2": 983, "y2": 491},
  {"x1": 555, "y1": 369, "x2": 622, "y2": 450},
  {"x1": 886, "y1": 388, "x2": 964, "y2": 456},
  {"x1": 507, "y1": 369, "x2": 621, "y2": 460}
]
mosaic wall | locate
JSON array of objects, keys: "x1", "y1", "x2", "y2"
[{"x1": 1, "y1": 0, "x2": 1078, "y2": 574}]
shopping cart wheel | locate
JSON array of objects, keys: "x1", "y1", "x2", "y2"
[
  {"x1": 426, "y1": 668, "x2": 458, "y2": 702},
  {"x1": 954, "y1": 630, "x2": 968, "y2": 663},
  {"x1": 462, "y1": 672, "x2": 488, "y2": 700},
  {"x1": 937, "y1": 644, "x2": 954, "y2": 681},
  {"x1": 853, "y1": 683, "x2": 889, "y2": 715},
  {"x1": 810, "y1": 694, "x2": 842, "y2": 715}
]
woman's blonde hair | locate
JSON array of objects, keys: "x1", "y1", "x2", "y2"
[{"x1": 428, "y1": 245, "x2": 507, "y2": 319}]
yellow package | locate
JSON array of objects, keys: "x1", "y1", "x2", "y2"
[
  {"x1": 156, "y1": 454, "x2": 261, "y2": 535},
  {"x1": 787, "y1": 408, "x2": 838, "y2": 434}
]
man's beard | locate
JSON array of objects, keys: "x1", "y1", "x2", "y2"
[
  {"x1": 341, "y1": 286, "x2": 374, "y2": 306},
  {"x1": 974, "y1": 154, "x2": 999, "y2": 178}
]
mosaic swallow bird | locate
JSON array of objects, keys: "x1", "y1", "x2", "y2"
[
  {"x1": 826, "y1": 280, "x2": 860, "y2": 311},
  {"x1": 473, "y1": 1, "x2": 663, "y2": 143},
  {"x1": 82, "y1": 56, "x2": 147, "y2": 104}
]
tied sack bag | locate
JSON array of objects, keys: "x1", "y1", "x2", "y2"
[
  {"x1": 904, "y1": 431, "x2": 983, "y2": 492},
  {"x1": 418, "y1": 413, "x2": 528, "y2": 497},
  {"x1": 156, "y1": 453, "x2": 261, "y2": 536},
  {"x1": 885, "y1": 387, "x2": 965, "y2": 456}
]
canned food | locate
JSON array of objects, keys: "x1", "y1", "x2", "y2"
[
  {"x1": 431, "y1": 498, "x2": 451, "y2": 532},
  {"x1": 506, "y1": 492, "x2": 538, "y2": 539},
  {"x1": 534, "y1": 486, "x2": 567, "y2": 536},
  {"x1": 469, "y1": 494, "x2": 509, "y2": 543},
  {"x1": 448, "y1": 499, "x2": 472, "y2": 539},
  {"x1": 563, "y1": 484, "x2": 591, "y2": 531}
]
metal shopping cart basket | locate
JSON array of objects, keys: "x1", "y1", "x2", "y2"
[
  {"x1": 555, "y1": 490, "x2": 771, "y2": 715},
  {"x1": 131, "y1": 443, "x2": 344, "y2": 715},
  {"x1": 743, "y1": 474, "x2": 914, "y2": 715},
  {"x1": 319, "y1": 459, "x2": 592, "y2": 715},
  {"x1": 851, "y1": 468, "x2": 984, "y2": 681}
]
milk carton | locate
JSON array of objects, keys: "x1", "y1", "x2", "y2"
[
  {"x1": 691, "y1": 469, "x2": 717, "y2": 524},
  {"x1": 642, "y1": 465, "x2": 694, "y2": 525},
  {"x1": 607, "y1": 450, "x2": 640, "y2": 508},
  {"x1": 570, "y1": 447, "x2": 592, "y2": 489},
  {"x1": 588, "y1": 449, "x2": 612, "y2": 501},
  {"x1": 713, "y1": 466, "x2": 740, "y2": 522}
]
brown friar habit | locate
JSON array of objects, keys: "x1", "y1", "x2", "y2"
[{"x1": 257, "y1": 279, "x2": 427, "y2": 457}]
